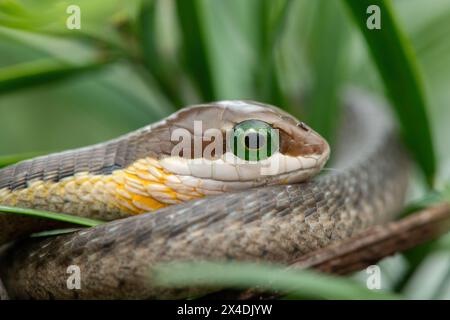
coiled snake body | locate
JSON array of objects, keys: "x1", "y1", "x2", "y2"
[{"x1": 0, "y1": 90, "x2": 409, "y2": 299}]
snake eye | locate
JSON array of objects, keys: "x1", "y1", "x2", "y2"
[{"x1": 231, "y1": 120, "x2": 279, "y2": 161}]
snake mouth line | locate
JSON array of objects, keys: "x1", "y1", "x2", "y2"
[{"x1": 160, "y1": 151, "x2": 328, "y2": 182}]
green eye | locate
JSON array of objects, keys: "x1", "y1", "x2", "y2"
[{"x1": 231, "y1": 120, "x2": 279, "y2": 161}]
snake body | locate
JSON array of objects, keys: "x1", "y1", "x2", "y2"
[{"x1": 0, "y1": 90, "x2": 409, "y2": 299}]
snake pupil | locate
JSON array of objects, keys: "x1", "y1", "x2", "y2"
[
  {"x1": 231, "y1": 120, "x2": 279, "y2": 161},
  {"x1": 244, "y1": 132, "x2": 265, "y2": 150}
]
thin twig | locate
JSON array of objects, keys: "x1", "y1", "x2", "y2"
[{"x1": 205, "y1": 203, "x2": 450, "y2": 299}]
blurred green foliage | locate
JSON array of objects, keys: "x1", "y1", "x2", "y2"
[
  {"x1": 1, "y1": 0, "x2": 450, "y2": 299},
  {"x1": 344, "y1": 0, "x2": 436, "y2": 186},
  {"x1": 154, "y1": 261, "x2": 400, "y2": 299}
]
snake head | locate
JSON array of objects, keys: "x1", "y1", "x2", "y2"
[{"x1": 156, "y1": 100, "x2": 330, "y2": 193}]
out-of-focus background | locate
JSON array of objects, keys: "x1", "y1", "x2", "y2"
[{"x1": 1, "y1": 0, "x2": 450, "y2": 299}]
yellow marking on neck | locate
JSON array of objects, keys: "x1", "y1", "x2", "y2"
[{"x1": 0, "y1": 157, "x2": 206, "y2": 220}]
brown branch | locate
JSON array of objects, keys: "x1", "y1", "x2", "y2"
[{"x1": 205, "y1": 202, "x2": 450, "y2": 300}]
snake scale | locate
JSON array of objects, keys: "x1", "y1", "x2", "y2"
[{"x1": 0, "y1": 89, "x2": 410, "y2": 299}]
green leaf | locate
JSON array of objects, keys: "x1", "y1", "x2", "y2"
[
  {"x1": 0, "y1": 25, "x2": 102, "y2": 63},
  {"x1": 254, "y1": 0, "x2": 292, "y2": 106},
  {"x1": 306, "y1": 0, "x2": 350, "y2": 143},
  {"x1": 433, "y1": 231, "x2": 450, "y2": 252},
  {"x1": 0, "y1": 0, "x2": 133, "y2": 46},
  {"x1": 0, "y1": 29, "x2": 175, "y2": 153},
  {"x1": 136, "y1": 0, "x2": 183, "y2": 107},
  {"x1": 395, "y1": 184, "x2": 450, "y2": 291},
  {"x1": 342, "y1": 0, "x2": 437, "y2": 186},
  {"x1": 186, "y1": 0, "x2": 257, "y2": 100},
  {"x1": 0, "y1": 57, "x2": 113, "y2": 95},
  {"x1": 0, "y1": 205, "x2": 103, "y2": 227},
  {"x1": 400, "y1": 183, "x2": 450, "y2": 217},
  {"x1": 31, "y1": 228, "x2": 82, "y2": 237},
  {"x1": 174, "y1": 0, "x2": 215, "y2": 101},
  {"x1": 174, "y1": 0, "x2": 290, "y2": 102},
  {"x1": 153, "y1": 261, "x2": 400, "y2": 300}
]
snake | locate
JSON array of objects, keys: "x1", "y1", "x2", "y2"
[{"x1": 0, "y1": 89, "x2": 410, "y2": 299}]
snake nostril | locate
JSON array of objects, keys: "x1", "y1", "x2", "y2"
[{"x1": 297, "y1": 122, "x2": 309, "y2": 131}]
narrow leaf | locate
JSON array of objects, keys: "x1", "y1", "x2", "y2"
[
  {"x1": 174, "y1": 0, "x2": 215, "y2": 101},
  {"x1": 342, "y1": 0, "x2": 436, "y2": 186},
  {"x1": 0, "y1": 58, "x2": 113, "y2": 95},
  {"x1": 31, "y1": 228, "x2": 83, "y2": 238},
  {"x1": 154, "y1": 261, "x2": 400, "y2": 300},
  {"x1": 306, "y1": 0, "x2": 350, "y2": 143},
  {"x1": 137, "y1": 0, "x2": 183, "y2": 107},
  {"x1": 255, "y1": 0, "x2": 292, "y2": 106},
  {"x1": 0, "y1": 205, "x2": 103, "y2": 227}
]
